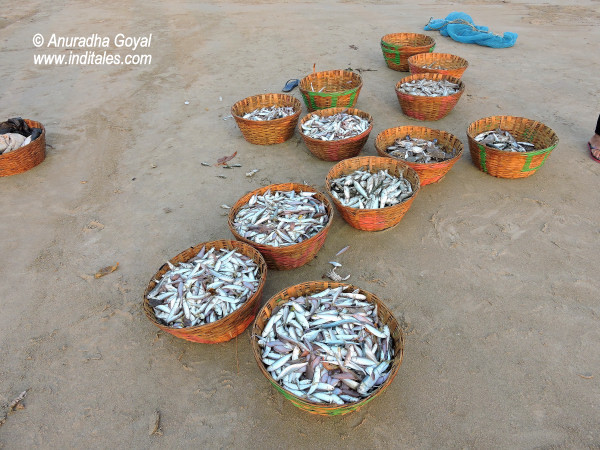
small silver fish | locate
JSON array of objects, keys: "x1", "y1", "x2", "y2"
[
  {"x1": 386, "y1": 135, "x2": 455, "y2": 163},
  {"x1": 474, "y1": 128, "x2": 535, "y2": 152},
  {"x1": 257, "y1": 286, "x2": 394, "y2": 404},
  {"x1": 233, "y1": 189, "x2": 328, "y2": 247},
  {"x1": 149, "y1": 247, "x2": 261, "y2": 328},
  {"x1": 243, "y1": 106, "x2": 296, "y2": 121},
  {"x1": 301, "y1": 112, "x2": 369, "y2": 141},
  {"x1": 397, "y1": 79, "x2": 459, "y2": 97},
  {"x1": 329, "y1": 168, "x2": 413, "y2": 209}
]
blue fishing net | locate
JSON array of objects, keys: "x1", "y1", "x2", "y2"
[{"x1": 425, "y1": 12, "x2": 518, "y2": 48}]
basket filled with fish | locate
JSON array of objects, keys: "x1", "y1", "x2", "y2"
[
  {"x1": 228, "y1": 183, "x2": 334, "y2": 270},
  {"x1": 252, "y1": 281, "x2": 404, "y2": 416},
  {"x1": 143, "y1": 240, "x2": 267, "y2": 343},
  {"x1": 395, "y1": 73, "x2": 465, "y2": 121},
  {"x1": 467, "y1": 116, "x2": 559, "y2": 179},
  {"x1": 299, "y1": 70, "x2": 362, "y2": 112},
  {"x1": 0, "y1": 118, "x2": 46, "y2": 177},
  {"x1": 375, "y1": 126, "x2": 463, "y2": 185},
  {"x1": 407, "y1": 53, "x2": 469, "y2": 79},
  {"x1": 299, "y1": 107, "x2": 373, "y2": 161},
  {"x1": 380, "y1": 33, "x2": 436, "y2": 72},
  {"x1": 231, "y1": 93, "x2": 302, "y2": 145},
  {"x1": 325, "y1": 156, "x2": 420, "y2": 231}
]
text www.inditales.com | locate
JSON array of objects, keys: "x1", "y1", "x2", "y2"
[
  {"x1": 34, "y1": 52, "x2": 152, "y2": 65},
  {"x1": 32, "y1": 33, "x2": 152, "y2": 66}
]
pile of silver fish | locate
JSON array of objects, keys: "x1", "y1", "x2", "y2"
[
  {"x1": 243, "y1": 106, "x2": 296, "y2": 121},
  {"x1": 329, "y1": 169, "x2": 413, "y2": 209},
  {"x1": 474, "y1": 128, "x2": 536, "y2": 152},
  {"x1": 301, "y1": 113, "x2": 370, "y2": 141},
  {"x1": 257, "y1": 286, "x2": 394, "y2": 404},
  {"x1": 397, "y1": 79, "x2": 460, "y2": 97},
  {"x1": 148, "y1": 246, "x2": 260, "y2": 328},
  {"x1": 232, "y1": 189, "x2": 329, "y2": 247},
  {"x1": 386, "y1": 135, "x2": 455, "y2": 163}
]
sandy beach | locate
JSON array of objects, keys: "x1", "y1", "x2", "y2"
[{"x1": 1, "y1": 0, "x2": 599, "y2": 447}]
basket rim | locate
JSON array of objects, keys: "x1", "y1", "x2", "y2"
[
  {"x1": 299, "y1": 70, "x2": 363, "y2": 93},
  {"x1": 251, "y1": 280, "x2": 404, "y2": 413},
  {"x1": 227, "y1": 182, "x2": 334, "y2": 251},
  {"x1": 381, "y1": 32, "x2": 435, "y2": 43},
  {"x1": 0, "y1": 119, "x2": 46, "y2": 160},
  {"x1": 325, "y1": 156, "x2": 420, "y2": 211},
  {"x1": 375, "y1": 126, "x2": 464, "y2": 166},
  {"x1": 231, "y1": 94, "x2": 302, "y2": 121},
  {"x1": 407, "y1": 52, "x2": 469, "y2": 66},
  {"x1": 466, "y1": 115, "x2": 559, "y2": 153},
  {"x1": 143, "y1": 239, "x2": 267, "y2": 331},
  {"x1": 298, "y1": 107, "x2": 374, "y2": 144},
  {"x1": 395, "y1": 73, "x2": 465, "y2": 99}
]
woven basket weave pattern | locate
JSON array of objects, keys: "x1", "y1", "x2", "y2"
[
  {"x1": 325, "y1": 156, "x2": 420, "y2": 231},
  {"x1": 228, "y1": 183, "x2": 334, "y2": 270},
  {"x1": 395, "y1": 73, "x2": 465, "y2": 121},
  {"x1": 380, "y1": 33, "x2": 436, "y2": 72},
  {"x1": 0, "y1": 119, "x2": 46, "y2": 177},
  {"x1": 143, "y1": 240, "x2": 267, "y2": 343},
  {"x1": 375, "y1": 126, "x2": 463, "y2": 185},
  {"x1": 299, "y1": 107, "x2": 373, "y2": 161},
  {"x1": 299, "y1": 70, "x2": 363, "y2": 112},
  {"x1": 408, "y1": 53, "x2": 469, "y2": 79},
  {"x1": 231, "y1": 94, "x2": 302, "y2": 145},
  {"x1": 251, "y1": 281, "x2": 404, "y2": 416},
  {"x1": 467, "y1": 116, "x2": 559, "y2": 179}
]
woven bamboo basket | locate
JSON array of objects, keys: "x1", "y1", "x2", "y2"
[
  {"x1": 251, "y1": 281, "x2": 404, "y2": 416},
  {"x1": 143, "y1": 240, "x2": 267, "y2": 343},
  {"x1": 231, "y1": 94, "x2": 302, "y2": 145},
  {"x1": 299, "y1": 70, "x2": 362, "y2": 112},
  {"x1": 299, "y1": 107, "x2": 373, "y2": 161},
  {"x1": 375, "y1": 126, "x2": 463, "y2": 185},
  {"x1": 395, "y1": 73, "x2": 465, "y2": 121},
  {"x1": 228, "y1": 183, "x2": 334, "y2": 270},
  {"x1": 467, "y1": 116, "x2": 559, "y2": 179},
  {"x1": 0, "y1": 119, "x2": 46, "y2": 177},
  {"x1": 380, "y1": 33, "x2": 436, "y2": 72},
  {"x1": 408, "y1": 53, "x2": 469, "y2": 79},
  {"x1": 325, "y1": 156, "x2": 420, "y2": 231}
]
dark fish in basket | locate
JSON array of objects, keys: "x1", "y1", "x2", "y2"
[
  {"x1": 386, "y1": 135, "x2": 455, "y2": 163},
  {"x1": 257, "y1": 285, "x2": 394, "y2": 404},
  {"x1": 474, "y1": 128, "x2": 536, "y2": 152}
]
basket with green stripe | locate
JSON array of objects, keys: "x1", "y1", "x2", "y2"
[
  {"x1": 299, "y1": 70, "x2": 362, "y2": 112},
  {"x1": 381, "y1": 33, "x2": 435, "y2": 72},
  {"x1": 251, "y1": 281, "x2": 404, "y2": 416},
  {"x1": 467, "y1": 116, "x2": 559, "y2": 179}
]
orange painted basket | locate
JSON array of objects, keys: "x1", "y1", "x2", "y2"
[
  {"x1": 299, "y1": 107, "x2": 373, "y2": 161},
  {"x1": 395, "y1": 73, "x2": 465, "y2": 121},
  {"x1": 467, "y1": 116, "x2": 559, "y2": 179},
  {"x1": 375, "y1": 126, "x2": 463, "y2": 185},
  {"x1": 228, "y1": 183, "x2": 333, "y2": 270},
  {"x1": 143, "y1": 240, "x2": 267, "y2": 343},
  {"x1": 251, "y1": 281, "x2": 405, "y2": 416},
  {"x1": 0, "y1": 119, "x2": 46, "y2": 177},
  {"x1": 299, "y1": 70, "x2": 363, "y2": 112},
  {"x1": 407, "y1": 53, "x2": 469, "y2": 79},
  {"x1": 231, "y1": 93, "x2": 302, "y2": 145},
  {"x1": 325, "y1": 156, "x2": 420, "y2": 231}
]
